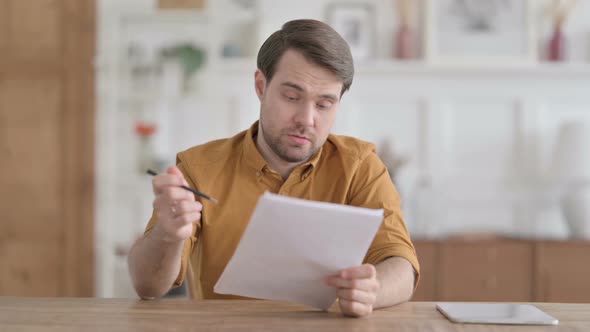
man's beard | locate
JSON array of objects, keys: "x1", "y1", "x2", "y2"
[{"x1": 260, "y1": 115, "x2": 320, "y2": 163}]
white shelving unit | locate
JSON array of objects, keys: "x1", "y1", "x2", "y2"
[{"x1": 96, "y1": 0, "x2": 590, "y2": 298}]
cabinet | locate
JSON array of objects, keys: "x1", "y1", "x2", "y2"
[
  {"x1": 413, "y1": 239, "x2": 590, "y2": 303},
  {"x1": 412, "y1": 240, "x2": 438, "y2": 301},
  {"x1": 535, "y1": 241, "x2": 590, "y2": 303},
  {"x1": 439, "y1": 240, "x2": 533, "y2": 302}
]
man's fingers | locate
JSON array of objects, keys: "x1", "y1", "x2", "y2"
[
  {"x1": 325, "y1": 276, "x2": 379, "y2": 292},
  {"x1": 167, "y1": 165, "x2": 182, "y2": 176},
  {"x1": 153, "y1": 193, "x2": 199, "y2": 221},
  {"x1": 175, "y1": 200, "x2": 203, "y2": 215},
  {"x1": 338, "y1": 299, "x2": 372, "y2": 318},
  {"x1": 157, "y1": 186, "x2": 195, "y2": 203},
  {"x1": 152, "y1": 166, "x2": 191, "y2": 193},
  {"x1": 152, "y1": 174, "x2": 183, "y2": 194},
  {"x1": 167, "y1": 166, "x2": 190, "y2": 186},
  {"x1": 337, "y1": 288, "x2": 376, "y2": 306},
  {"x1": 173, "y1": 211, "x2": 201, "y2": 226},
  {"x1": 340, "y1": 264, "x2": 376, "y2": 280}
]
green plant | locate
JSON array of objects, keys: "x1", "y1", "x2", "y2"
[{"x1": 160, "y1": 43, "x2": 206, "y2": 90}]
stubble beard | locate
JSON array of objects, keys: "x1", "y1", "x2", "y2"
[{"x1": 260, "y1": 111, "x2": 320, "y2": 163}]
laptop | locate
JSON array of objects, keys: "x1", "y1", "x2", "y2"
[{"x1": 436, "y1": 303, "x2": 559, "y2": 325}]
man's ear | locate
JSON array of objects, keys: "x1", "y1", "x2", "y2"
[{"x1": 254, "y1": 70, "x2": 266, "y2": 101}]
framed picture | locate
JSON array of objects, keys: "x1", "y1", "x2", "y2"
[
  {"x1": 157, "y1": 0, "x2": 206, "y2": 10},
  {"x1": 326, "y1": 3, "x2": 375, "y2": 61},
  {"x1": 425, "y1": 0, "x2": 536, "y2": 64}
]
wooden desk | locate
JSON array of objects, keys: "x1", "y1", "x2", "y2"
[{"x1": 1, "y1": 297, "x2": 588, "y2": 331}]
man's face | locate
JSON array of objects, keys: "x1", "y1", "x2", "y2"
[{"x1": 255, "y1": 49, "x2": 343, "y2": 163}]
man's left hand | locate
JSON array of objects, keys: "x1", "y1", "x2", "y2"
[{"x1": 325, "y1": 264, "x2": 380, "y2": 317}]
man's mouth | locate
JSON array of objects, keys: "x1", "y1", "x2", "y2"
[{"x1": 288, "y1": 134, "x2": 310, "y2": 144}]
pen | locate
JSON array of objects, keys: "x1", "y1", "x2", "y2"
[{"x1": 146, "y1": 169, "x2": 218, "y2": 204}]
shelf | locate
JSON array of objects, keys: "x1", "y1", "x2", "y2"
[
  {"x1": 355, "y1": 60, "x2": 590, "y2": 77},
  {"x1": 212, "y1": 57, "x2": 590, "y2": 78},
  {"x1": 214, "y1": 58, "x2": 257, "y2": 73}
]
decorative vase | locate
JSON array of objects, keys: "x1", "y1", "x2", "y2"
[
  {"x1": 561, "y1": 184, "x2": 590, "y2": 239},
  {"x1": 138, "y1": 136, "x2": 157, "y2": 174},
  {"x1": 548, "y1": 25, "x2": 566, "y2": 61},
  {"x1": 135, "y1": 121, "x2": 158, "y2": 174},
  {"x1": 395, "y1": 24, "x2": 413, "y2": 60}
]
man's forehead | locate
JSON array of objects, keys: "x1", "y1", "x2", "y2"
[
  {"x1": 269, "y1": 49, "x2": 343, "y2": 95},
  {"x1": 275, "y1": 62, "x2": 341, "y2": 88},
  {"x1": 275, "y1": 50, "x2": 333, "y2": 78}
]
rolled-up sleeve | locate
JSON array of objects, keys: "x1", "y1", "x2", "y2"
[{"x1": 348, "y1": 149, "x2": 420, "y2": 283}]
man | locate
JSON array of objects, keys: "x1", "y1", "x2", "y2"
[{"x1": 128, "y1": 19, "x2": 419, "y2": 318}]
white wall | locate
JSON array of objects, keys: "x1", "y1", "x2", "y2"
[{"x1": 96, "y1": 0, "x2": 590, "y2": 297}]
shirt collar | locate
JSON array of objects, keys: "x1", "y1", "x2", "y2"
[
  {"x1": 242, "y1": 121, "x2": 267, "y2": 173},
  {"x1": 242, "y1": 121, "x2": 323, "y2": 174}
]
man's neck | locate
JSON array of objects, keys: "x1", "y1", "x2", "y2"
[{"x1": 255, "y1": 132, "x2": 303, "y2": 181}]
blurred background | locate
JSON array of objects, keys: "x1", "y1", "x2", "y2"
[{"x1": 2, "y1": 0, "x2": 590, "y2": 302}]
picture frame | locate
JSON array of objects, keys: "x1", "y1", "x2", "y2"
[
  {"x1": 326, "y1": 3, "x2": 375, "y2": 61},
  {"x1": 157, "y1": 0, "x2": 206, "y2": 10},
  {"x1": 424, "y1": 0, "x2": 536, "y2": 65}
]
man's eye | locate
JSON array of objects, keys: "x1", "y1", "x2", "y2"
[
  {"x1": 285, "y1": 95, "x2": 298, "y2": 102},
  {"x1": 317, "y1": 103, "x2": 332, "y2": 110}
]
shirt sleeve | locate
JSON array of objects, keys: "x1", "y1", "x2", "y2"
[
  {"x1": 348, "y1": 149, "x2": 421, "y2": 284},
  {"x1": 143, "y1": 157, "x2": 201, "y2": 288}
]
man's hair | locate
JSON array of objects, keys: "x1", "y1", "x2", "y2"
[{"x1": 256, "y1": 19, "x2": 354, "y2": 96}]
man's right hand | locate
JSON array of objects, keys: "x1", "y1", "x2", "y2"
[{"x1": 151, "y1": 166, "x2": 202, "y2": 243}]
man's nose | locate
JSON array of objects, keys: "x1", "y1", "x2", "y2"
[{"x1": 294, "y1": 102, "x2": 315, "y2": 128}]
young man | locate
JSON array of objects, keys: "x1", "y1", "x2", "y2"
[{"x1": 128, "y1": 19, "x2": 419, "y2": 317}]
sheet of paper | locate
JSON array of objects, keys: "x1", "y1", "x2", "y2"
[{"x1": 214, "y1": 192, "x2": 383, "y2": 310}]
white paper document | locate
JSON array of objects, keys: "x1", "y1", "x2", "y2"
[{"x1": 214, "y1": 192, "x2": 383, "y2": 310}]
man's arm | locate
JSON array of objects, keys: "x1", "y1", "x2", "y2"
[
  {"x1": 127, "y1": 226, "x2": 185, "y2": 299},
  {"x1": 325, "y1": 148, "x2": 420, "y2": 317},
  {"x1": 374, "y1": 256, "x2": 415, "y2": 308},
  {"x1": 127, "y1": 166, "x2": 202, "y2": 299}
]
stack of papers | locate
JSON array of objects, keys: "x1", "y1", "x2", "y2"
[{"x1": 214, "y1": 192, "x2": 383, "y2": 309}]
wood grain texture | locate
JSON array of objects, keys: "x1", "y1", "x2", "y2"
[
  {"x1": 0, "y1": 297, "x2": 587, "y2": 331},
  {"x1": 412, "y1": 240, "x2": 438, "y2": 301},
  {"x1": 0, "y1": 0, "x2": 8, "y2": 53},
  {"x1": 61, "y1": 0, "x2": 96, "y2": 298},
  {"x1": 0, "y1": 78, "x2": 62, "y2": 235},
  {"x1": 0, "y1": 77, "x2": 63, "y2": 296},
  {"x1": 412, "y1": 239, "x2": 590, "y2": 303},
  {"x1": 0, "y1": 0, "x2": 95, "y2": 297},
  {"x1": 439, "y1": 239, "x2": 534, "y2": 302},
  {"x1": 9, "y1": 0, "x2": 62, "y2": 61},
  {"x1": 0, "y1": 244, "x2": 60, "y2": 296},
  {"x1": 535, "y1": 241, "x2": 590, "y2": 303}
]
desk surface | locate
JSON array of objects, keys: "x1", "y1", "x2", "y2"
[{"x1": 1, "y1": 297, "x2": 588, "y2": 331}]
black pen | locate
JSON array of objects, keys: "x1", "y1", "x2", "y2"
[{"x1": 146, "y1": 169, "x2": 218, "y2": 204}]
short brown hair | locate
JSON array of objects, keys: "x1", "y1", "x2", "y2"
[{"x1": 256, "y1": 19, "x2": 354, "y2": 96}]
